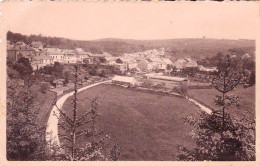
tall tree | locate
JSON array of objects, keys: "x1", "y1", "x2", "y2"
[
  {"x1": 212, "y1": 55, "x2": 241, "y2": 132},
  {"x1": 53, "y1": 65, "x2": 120, "y2": 160},
  {"x1": 177, "y1": 55, "x2": 255, "y2": 161}
]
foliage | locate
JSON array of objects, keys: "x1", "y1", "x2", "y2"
[
  {"x1": 40, "y1": 83, "x2": 50, "y2": 94},
  {"x1": 7, "y1": 68, "x2": 19, "y2": 79},
  {"x1": 110, "y1": 141, "x2": 122, "y2": 161},
  {"x1": 13, "y1": 57, "x2": 33, "y2": 80},
  {"x1": 6, "y1": 78, "x2": 49, "y2": 160},
  {"x1": 39, "y1": 62, "x2": 64, "y2": 79},
  {"x1": 177, "y1": 55, "x2": 255, "y2": 161},
  {"x1": 177, "y1": 111, "x2": 255, "y2": 161},
  {"x1": 63, "y1": 71, "x2": 70, "y2": 85}
]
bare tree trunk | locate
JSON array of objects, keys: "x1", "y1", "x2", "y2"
[
  {"x1": 71, "y1": 65, "x2": 78, "y2": 160},
  {"x1": 222, "y1": 92, "x2": 225, "y2": 132}
]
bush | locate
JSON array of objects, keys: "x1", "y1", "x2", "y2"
[
  {"x1": 177, "y1": 111, "x2": 255, "y2": 161},
  {"x1": 40, "y1": 83, "x2": 50, "y2": 94}
]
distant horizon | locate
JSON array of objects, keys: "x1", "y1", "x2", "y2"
[{"x1": 7, "y1": 31, "x2": 255, "y2": 42}]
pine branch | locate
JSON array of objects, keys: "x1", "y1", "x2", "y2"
[
  {"x1": 76, "y1": 119, "x2": 93, "y2": 128},
  {"x1": 53, "y1": 111, "x2": 73, "y2": 129},
  {"x1": 54, "y1": 104, "x2": 74, "y2": 127},
  {"x1": 75, "y1": 109, "x2": 92, "y2": 126},
  {"x1": 58, "y1": 134, "x2": 73, "y2": 142},
  {"x1": 76, "y1": 129, "x2": 93, "y2": 139}
]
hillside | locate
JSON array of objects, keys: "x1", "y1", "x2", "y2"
[{"x1": 7, "y1": 31, "x2": 255, "y2": 60}]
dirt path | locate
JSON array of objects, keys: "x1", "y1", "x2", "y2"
[
  {"x1": 45, "y1": 80, "x2": 111, "y2": 147},
  {"x1": 168, "y1": 92, "x2": 213, "y2": 114},
  {"x1": 185, "y1": 96, "x2": 213, "y2": 114}
]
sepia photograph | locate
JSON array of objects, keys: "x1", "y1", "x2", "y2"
[{"x1": 0, "y1": 1, "x2": 259, "y2": 165}]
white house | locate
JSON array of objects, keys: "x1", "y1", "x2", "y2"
[
  {"x1": 46, "y1": 48, "x2": 64, "y2": 63},
  {"x1": 63, "y1": 54, "x2": 78, "y2": 64},
  {"x1": 118, "y1": 57, "x2": 139, "y2": 70},
  {"x1": 31, "y1": 55, "x2": 53, "y2": 70}
]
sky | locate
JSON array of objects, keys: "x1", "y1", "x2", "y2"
[{"x1": 1, "y1": 2, "x2": 259, "y2": 40}]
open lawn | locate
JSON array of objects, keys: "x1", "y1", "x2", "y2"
[
  {"x1": 61, "y1": 84, "x2": 201, "y2": 160},
  {"x1": 187, "y1": 85, "x2": 255, "y2": 119}
]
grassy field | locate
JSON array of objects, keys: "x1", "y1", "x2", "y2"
[
  {"x1": 61, "y1": 84, "x2": 201, "y2": 160},
  {"x1": 187, "y1": 85, "x2": 255, "y2": 119}
]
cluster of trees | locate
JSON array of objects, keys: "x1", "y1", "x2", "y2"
[
  {"x1": 177, "y1": 52, "x2": 255, "y2": 87},
  {"x1": 7, "y1": 58, "x2": 52, "y2": 160},
  {"x1": 7, "y1": 31, "x2": 76, "y2": 49},
  {"x1": 198, "y1": 52, "x2": 255, "y2": 72},
  {"x1": 7, "y1": 31, "x2": 154, "y2": 54},
  {"x1": 177, "y1": 55, "x2": 255, "y2": 161},
  {"x1": 7, "y1": 62, "x2": 122, "y2": 160}
]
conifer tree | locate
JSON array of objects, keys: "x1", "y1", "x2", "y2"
[{"x1": 53, "y1": 65, "x2": 120, "y2": 161}]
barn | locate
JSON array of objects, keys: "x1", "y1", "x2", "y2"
[{"x1": 112, "y1": 76, "x2": 138, "y2": 86}]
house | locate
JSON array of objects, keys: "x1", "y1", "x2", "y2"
[
  {"x1": 117, "y1": 57, "x2": 138, "y2": 70},
  {"x1": 7, "y1": 43, "x2": 36, "y2": 62},
  {"x1": 31, "y1": 55, "x2": 53, "y2": 70},
  {"x1": 112, "y1": 75, "x2": 138, "y2": 86},
  {"x1": 74, "y1": 48, "x2": 91, "y2": 63},
  {"x1": 161, "y1": 58, "x2": 173, "y2": 66},
  {"x1": 148, "y1": 58, "x2": 168, "y2": 70},
  {"x1": 104, "y1": 56, "x2": 117, "y2": 65},
  {"x1": 46, "y1": 48, "x2": 65, "y2": 63},
  {"x1": 173, "y1": 58, "x2": 197, "y2": 70},
  {"x1": 138, "y1": 59, "x2": 153, "y2": 71},
  {"x1": 63, "y1": 54, "x2": 78, "y2": 64},
  {"x1": 242, "y1": 53, "x2": 251, "y2": 59},
  {"x1": 114, "y1": 63, "x2": 127, "y2": 72}
]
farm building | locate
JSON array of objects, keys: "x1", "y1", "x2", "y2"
[{"x1": 112, "y1": 76, "x2": 138, "y2": 86}]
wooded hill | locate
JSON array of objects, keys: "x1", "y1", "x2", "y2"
[{"x1": 7, "y1": 31, "x2": 255, "y2": 60}]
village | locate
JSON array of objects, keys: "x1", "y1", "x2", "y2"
[
  {"x1": 7, "y1": 40, "x2": 222, "y2": 95},
  {"x1": 4, "y1": 2, "x2": 256, "y2": 162}
]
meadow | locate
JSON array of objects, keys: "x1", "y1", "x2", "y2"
[
  {"x1": 61, "y1": 84, "x2": 201, "y2": 160},
  {"x1": 187, "y1": 85, "x2": 255, "y2": 119}
]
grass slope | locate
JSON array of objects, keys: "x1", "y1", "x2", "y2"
[
  {"x1": 61, "y1": 84, "x2": 201, "y2": 160},
  {"x1": 187, "y1": 86, "x2": 255, "y2": 119}
]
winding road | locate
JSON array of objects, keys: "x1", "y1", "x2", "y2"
[
  {"x1": 45, "y1": 80, "x2": 111, "y2": 147},
  {"x1": 45, "y1": 81, "x2": 212, "y2": 147}
]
